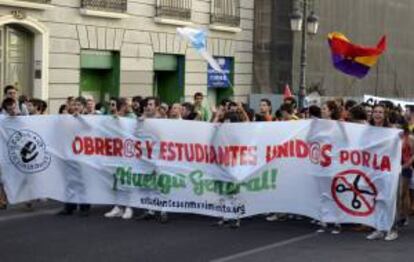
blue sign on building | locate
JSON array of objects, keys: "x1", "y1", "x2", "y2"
[{"x1": 207, "y1": 57, "x2": 232, "y2": 88}]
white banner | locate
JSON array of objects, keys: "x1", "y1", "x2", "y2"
[
  {"x1": 0, "y1": 116, "x2": 401, "y2": 230},
  {"x1": 364, "y1": 94, "x2": 414, "y2": 109}
]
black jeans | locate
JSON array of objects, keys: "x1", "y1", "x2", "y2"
[{"x1": 64, "y1": 203, "x2": 90, "y2": 212}]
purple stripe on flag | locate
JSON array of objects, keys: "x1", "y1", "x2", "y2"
[{"x1": 331, "y1": 54, "x2": 371, "y2": 79}]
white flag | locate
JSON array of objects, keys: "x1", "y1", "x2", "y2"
[{"x1": 177, "y1": 27, "x2": 224, "y2": 73}]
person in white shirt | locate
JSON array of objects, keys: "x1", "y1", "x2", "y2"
[{"x1": 104, "y1": 97, "x2": 136, "y2": 220}]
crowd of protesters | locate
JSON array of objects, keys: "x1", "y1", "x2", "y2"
[{"x1": 1, "y1": 84, "x2": 414, "y2": 241}]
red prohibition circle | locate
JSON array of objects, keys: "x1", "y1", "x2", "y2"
[{"x1": 331, "y1": 169, "x2": 378, "y2": 217}]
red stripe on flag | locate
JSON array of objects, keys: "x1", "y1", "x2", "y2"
[{"x1": 329, "y1": 35, "x2": 386, "y2": 58}]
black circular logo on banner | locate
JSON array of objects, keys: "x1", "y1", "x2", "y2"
[{"x1": 7, "y1": 130, "x2": 51, "y2": 174}]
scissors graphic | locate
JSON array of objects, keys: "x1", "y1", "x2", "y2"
[{"x1": 335, "y1": 175, "x2": 376, "y2": 210}]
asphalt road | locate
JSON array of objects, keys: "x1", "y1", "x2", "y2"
[{"x1": 0, "y1": 204, "x2": 413, "y2": 262}]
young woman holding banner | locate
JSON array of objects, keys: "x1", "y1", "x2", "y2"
[
  {"x1": 398, "y1": 123, "x2": 414, "y2": 227},
  {"x1": 317, "y1": 101, "x2": 342, "y2": 234},
  {"x1": 366, "y1": 103, "x2": 399, "y2": 241}
]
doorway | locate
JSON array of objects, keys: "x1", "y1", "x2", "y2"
[
  {"x1": 80, "y1": 50, "x2": 120, "y2": 104},
  {"x1": 0, "y1": 24, "x2": 34, "y2": 99},
  {"x1": 153, "y1": 54, "x2": 185, "y2": 105}
]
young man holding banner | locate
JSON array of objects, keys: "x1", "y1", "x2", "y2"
[
  {"x1": 135, "y1": 97, "x2": 169, "y2": 223},
  {"x1": 57, "y1": 97, "x2": 91, "y2": 217},
  {"x1": 104, "y1": 97, "x2": 136, "y2": 220}
]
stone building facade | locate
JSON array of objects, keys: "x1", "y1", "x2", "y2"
[
  {"x1": 254, "y1": 0, "x2": 414, "y2": 99},
  {"x1": 0, "y1": 0, "x2": 253, "y2": 112}
]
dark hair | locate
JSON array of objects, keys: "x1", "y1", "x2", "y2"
[
  {"x1": 255, "y1": 114, "x2": 266, "y2": 122},
  {"x1": 74, "y1": 96, "x2": 87, "y2": 107},
  {"x1": 378, "y1": 100, "x2": 394, "y2": 110},
  {"x1": 224, "y1": 111, "x2": 241, "y2": 123},
  {"x1": 284, "y1": 97, "x2": 297, "y2": 109},
  {"x1": 280, "y1": 103, "x2": 294, "y2": 115},
  {"x1": 29, "y1": 98, "x2": 43, "y2": 113},
  {"x1": 388, "y1": 110, "x2": 403, "y2": 125},
  {"x1": 274, "y1": 109, "x2": 282, "y2": 120},
  {"x1": 4, "y1": 85, "x2": 16, "y2": 95},
  {"x1": 41, "y1": 100, "x2": 47, "y2": 114},
  {"x1": 260, "y1": 98, "x2": 272, "y2": 113},
  {"x1": 349, "y1": 105, "x2": 367, "y2": 122},
  {"x1": 59, "y1": 104, "x2": 68, "y2": 114},
  {"x1": 194, "y1": 92, "x2": 203, "y2": 99},
  {"x1": 2, "y1": 97, "x2": 16, "y2": 110},
  {"x1": 182, "y1": 102, "x2": 198, "y2": 120},
  {"x1": 228, "y1": 101, "x2": 238, "y2": 108},
  {"x1": 369, "y1": 104, "x2": 390, "y2": 127},
  {"x1": 242, "y1": 104, "x2": 255, "y2": 121},
  {"x1": 405, "y1": 105, "x2": 414, "y2": 114},
  {"x1": 109, "y1": 97, "x2": 119, "y2": 109},
  {"x1": 309, "y1": 105, "x2": 321, "y2": 118},
  {"x1": 360, "y1": 102, "x2": 371, "y2": 108},
  {"x1": 19, "y1": 95, "x2": 29, "y2": 104},
  {"x1": 260, "y1": 98, "x2": 272, "y2": 107},
  {"x1": 132, "y1": 96, "x2": 142, "y2": 103},
  {"x1": 117, "y1": 97, "x2": 128, "y2": 112},
  {"x1": 145, "y1": 96, "x2": 160, "y2": 107},
  {"x1": 220, "y1": 98, "x2": 232, "y2": 107},
  {"x1": 95, "y1": 102, "x2": 103, "y2": 111},
  {"x1": 181, "y1": 102, "x2": 194, "y2": 112},
  {"x1": 345, "y1": 100, "x2": 358, "y2": 111},
  {"x1": 300, "y1": 107, "x2": 308, "y2": 115},
  {"x1": 325, "y1": 100, "x2": 341, "y2": 120}
]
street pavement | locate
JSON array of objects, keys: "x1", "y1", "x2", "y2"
[{"x1": 0, "y1": 203, "x2": 413, "y2": 262}]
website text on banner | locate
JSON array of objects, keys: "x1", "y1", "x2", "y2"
[{"x1": 0, "y1": 116, "x2": 401, "y2": 230}]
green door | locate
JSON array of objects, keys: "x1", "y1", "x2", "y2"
[
  {"x1": 153, "y1": 54, "x2": 184, "y2": 104},
  {"x1": 81, "y1": 69, "x2": 112, "y2": 102},
  {"x1": 80, "y1": 50, "x2": 120, "y2": 103}
]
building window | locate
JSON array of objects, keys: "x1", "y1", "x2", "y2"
[
  {"x1": 156, "y1": 0, "x2": 192, "y2": 20},
  {"x1": 81, "y1": 0, "x2": 127, "y2": 13},
  {"x1": 0, "y1": 0, "x2": 53, "y2": 10},
  {"x1": 211, "y1": 0, "x2": 240, "y2": 27},
  {"x1": 19, "y1": 0, "x2": 51, "y2": 3}
]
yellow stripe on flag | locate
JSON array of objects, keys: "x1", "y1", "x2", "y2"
[
  {"x1": 354, "y1": 55, "x2": 379, "y2": 67},
  {"x1": 328, "y1": 32, "x2": 349, "y2": 42}
]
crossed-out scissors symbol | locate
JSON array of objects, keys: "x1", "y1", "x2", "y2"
[{"x1": 335, "y1": 175, "x2": 376, "y2": 210}]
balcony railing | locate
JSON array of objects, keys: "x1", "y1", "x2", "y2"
[
  {"x1": 19, "y1": 0, "x2": 51, "y2": 3},
  {"x1": 211, "y1": 0, "x2": 240, "y2": 27},
  {"x1": 156, "y1": 0, "x2": 192, "y2": 20},
  {"x1": 81, "y1": 0, "x2": 127, "y2": 13}
]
